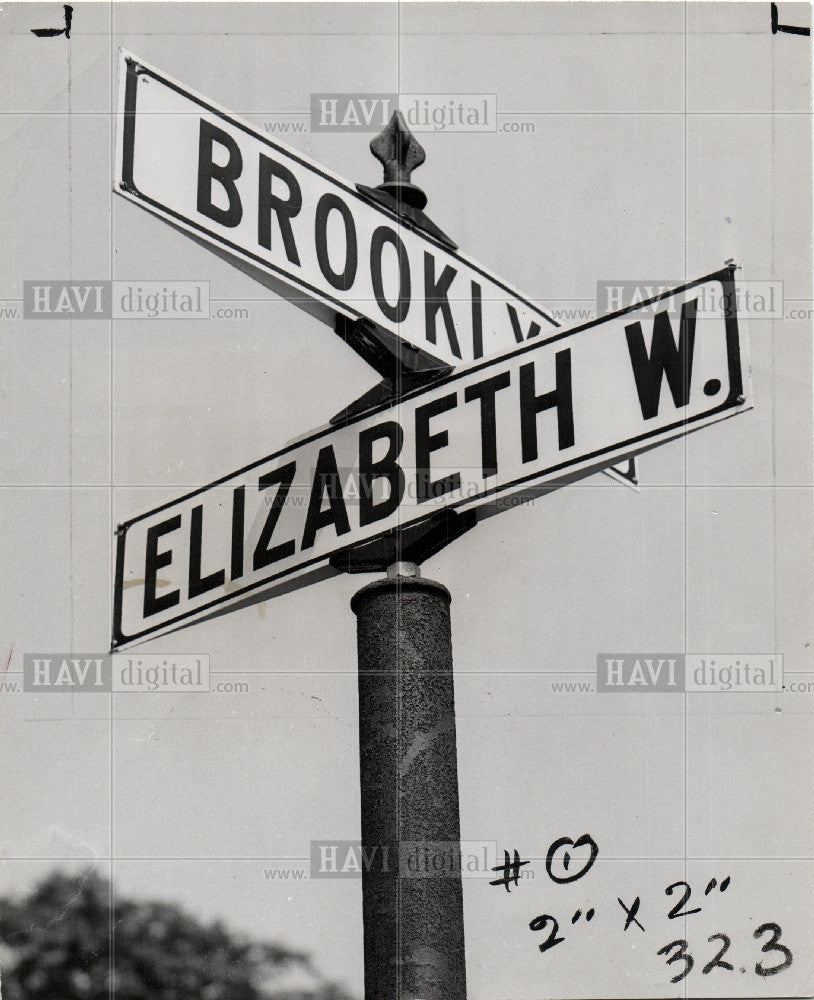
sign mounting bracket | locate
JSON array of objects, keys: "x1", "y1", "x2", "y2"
[
  {"x1": 330, "y1": 314, "x2": 452, "y2": 425},
  {"x1": 329, "y1": 508, "x2": 478, "y2": 573},
  {"x1": 355, "y1": 183, "x2": 458, "y2": 251},
  {"x1": 603, "y1": 456, "x2": 639, "y2": 489},
  {"x1": 333, "y1": 313, "x2": 453, "y2": 384}
]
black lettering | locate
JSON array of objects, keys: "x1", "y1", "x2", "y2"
[
  {"x1": 625, "y1": 300, "x2": 697, "y2": 420},
  {"x1": 507, "y1": 303, "x2": 541, "y2": 342},
  {"x1": 754, "y1": 922, "x2": 793, "y2": 976},
  {"x1": 314, "y1": 193, "x2": 358, "y2": 290},
  {"x1": 665, "y1": 881, "x2": 702, "y2": 919},
  {"x1": 472, "y1": 280, "x2": 484, "y2": 359},
  {"x1": 519, "y1": 350, "x2": 574, "y2": 462},
  {"x1": 359, "y1": 421, "x2": 405, "y2": 527},
  {"x1": 370, "y1": 226, "x2": 410, "y2": 322},
  {"x1": 189, "y1": 504, "x2": 225, "y2": 599},
  {"x1": 231, "y1": 485, "x2": 245, "y2": 581},
  {"x1": 464, "y1": 371, "x2": 511, "y2": 477},
  {"x1": 415, "y1": 393, "x2": 461, "y2": 502},
  {"x1": 424, "y1": 252, "x2": 461, "y2": 358},
  {"x1": 143, "y1": 515, "x2": 181, "y2": 618},
  {"x1": 254, "y1": 462, "x2": 296, "y2": 570},
  {"x1": 258, "y1": 154, "x2": 301, "y2": 265},
  {"x1": 301, "y1": 447, "x2": 351, "y2": 550},
  {"x1": 196, "y1": 120, "x2": 243, "y2": 227}
]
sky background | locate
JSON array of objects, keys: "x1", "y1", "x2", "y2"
[{"x1": 0, "y1": 2, "x2": 812, "y2": 998}]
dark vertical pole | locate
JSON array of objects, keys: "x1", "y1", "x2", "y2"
[{"x1": 351, "y1": 563, "x2": 466, "y2": 1000}]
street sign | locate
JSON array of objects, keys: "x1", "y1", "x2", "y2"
[
  {"x1": 113, "y1": 267, "x2": 750, "y2": 648},
  {"x1": 114, "y1": 50, "x2": 559, "y2": 371}
]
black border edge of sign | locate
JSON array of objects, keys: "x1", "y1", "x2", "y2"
[
  {"x1": 120, "y1": 56, "x2": 138, "y2": 192},
  {"x1": 111, "y1": 527, "x2": 127, "y2": 652},
  {"x1": 111, "y1": 264, "x2": 745, "y2": 650}
]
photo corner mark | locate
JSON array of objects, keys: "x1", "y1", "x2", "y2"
[
  {"x1": 30, "y1": 4, "x2": 72, "y2": 39},
  {"x1": 770, "y1": 2, "x2": 810, "y2": 36}
]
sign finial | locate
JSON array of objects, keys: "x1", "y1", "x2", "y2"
[{"x1": 370, "y1": 110, "x2": 427, "y2": 210}]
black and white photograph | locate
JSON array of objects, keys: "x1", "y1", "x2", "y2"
[{"x1": 0, "y1": 1, "x2": 812, "y2": 998}]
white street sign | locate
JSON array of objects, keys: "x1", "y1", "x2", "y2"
[
  {"x1": 113, "y1": 268, "x2": 750, "y2": 648},
  {"x1": 114, "y1": 50, "x2": 559, "y2": 370}
]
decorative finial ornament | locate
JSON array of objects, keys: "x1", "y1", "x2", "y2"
[{"x1": 370, "y1": 110, "x2": 428, "y2": 210}]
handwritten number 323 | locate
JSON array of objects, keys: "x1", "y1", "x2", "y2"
[{"x1": 658, "y1": 923, "x2": 792, "y2": 983}]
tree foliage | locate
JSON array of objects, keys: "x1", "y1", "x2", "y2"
[{"x1": 0, "y1": 869, "x2": 351, "y2": 1000}]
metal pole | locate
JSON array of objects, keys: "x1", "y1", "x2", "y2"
[{"x1": 351, "y1": 562, "x2": 467, "y2": 1000}]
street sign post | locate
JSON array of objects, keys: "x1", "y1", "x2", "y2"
[
  {"x1": 113, "y1": 266, "x2": 749, "y2": 649},
  {"x1": 114, "y1": 50, "x2": 560, "y2": 372}
]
